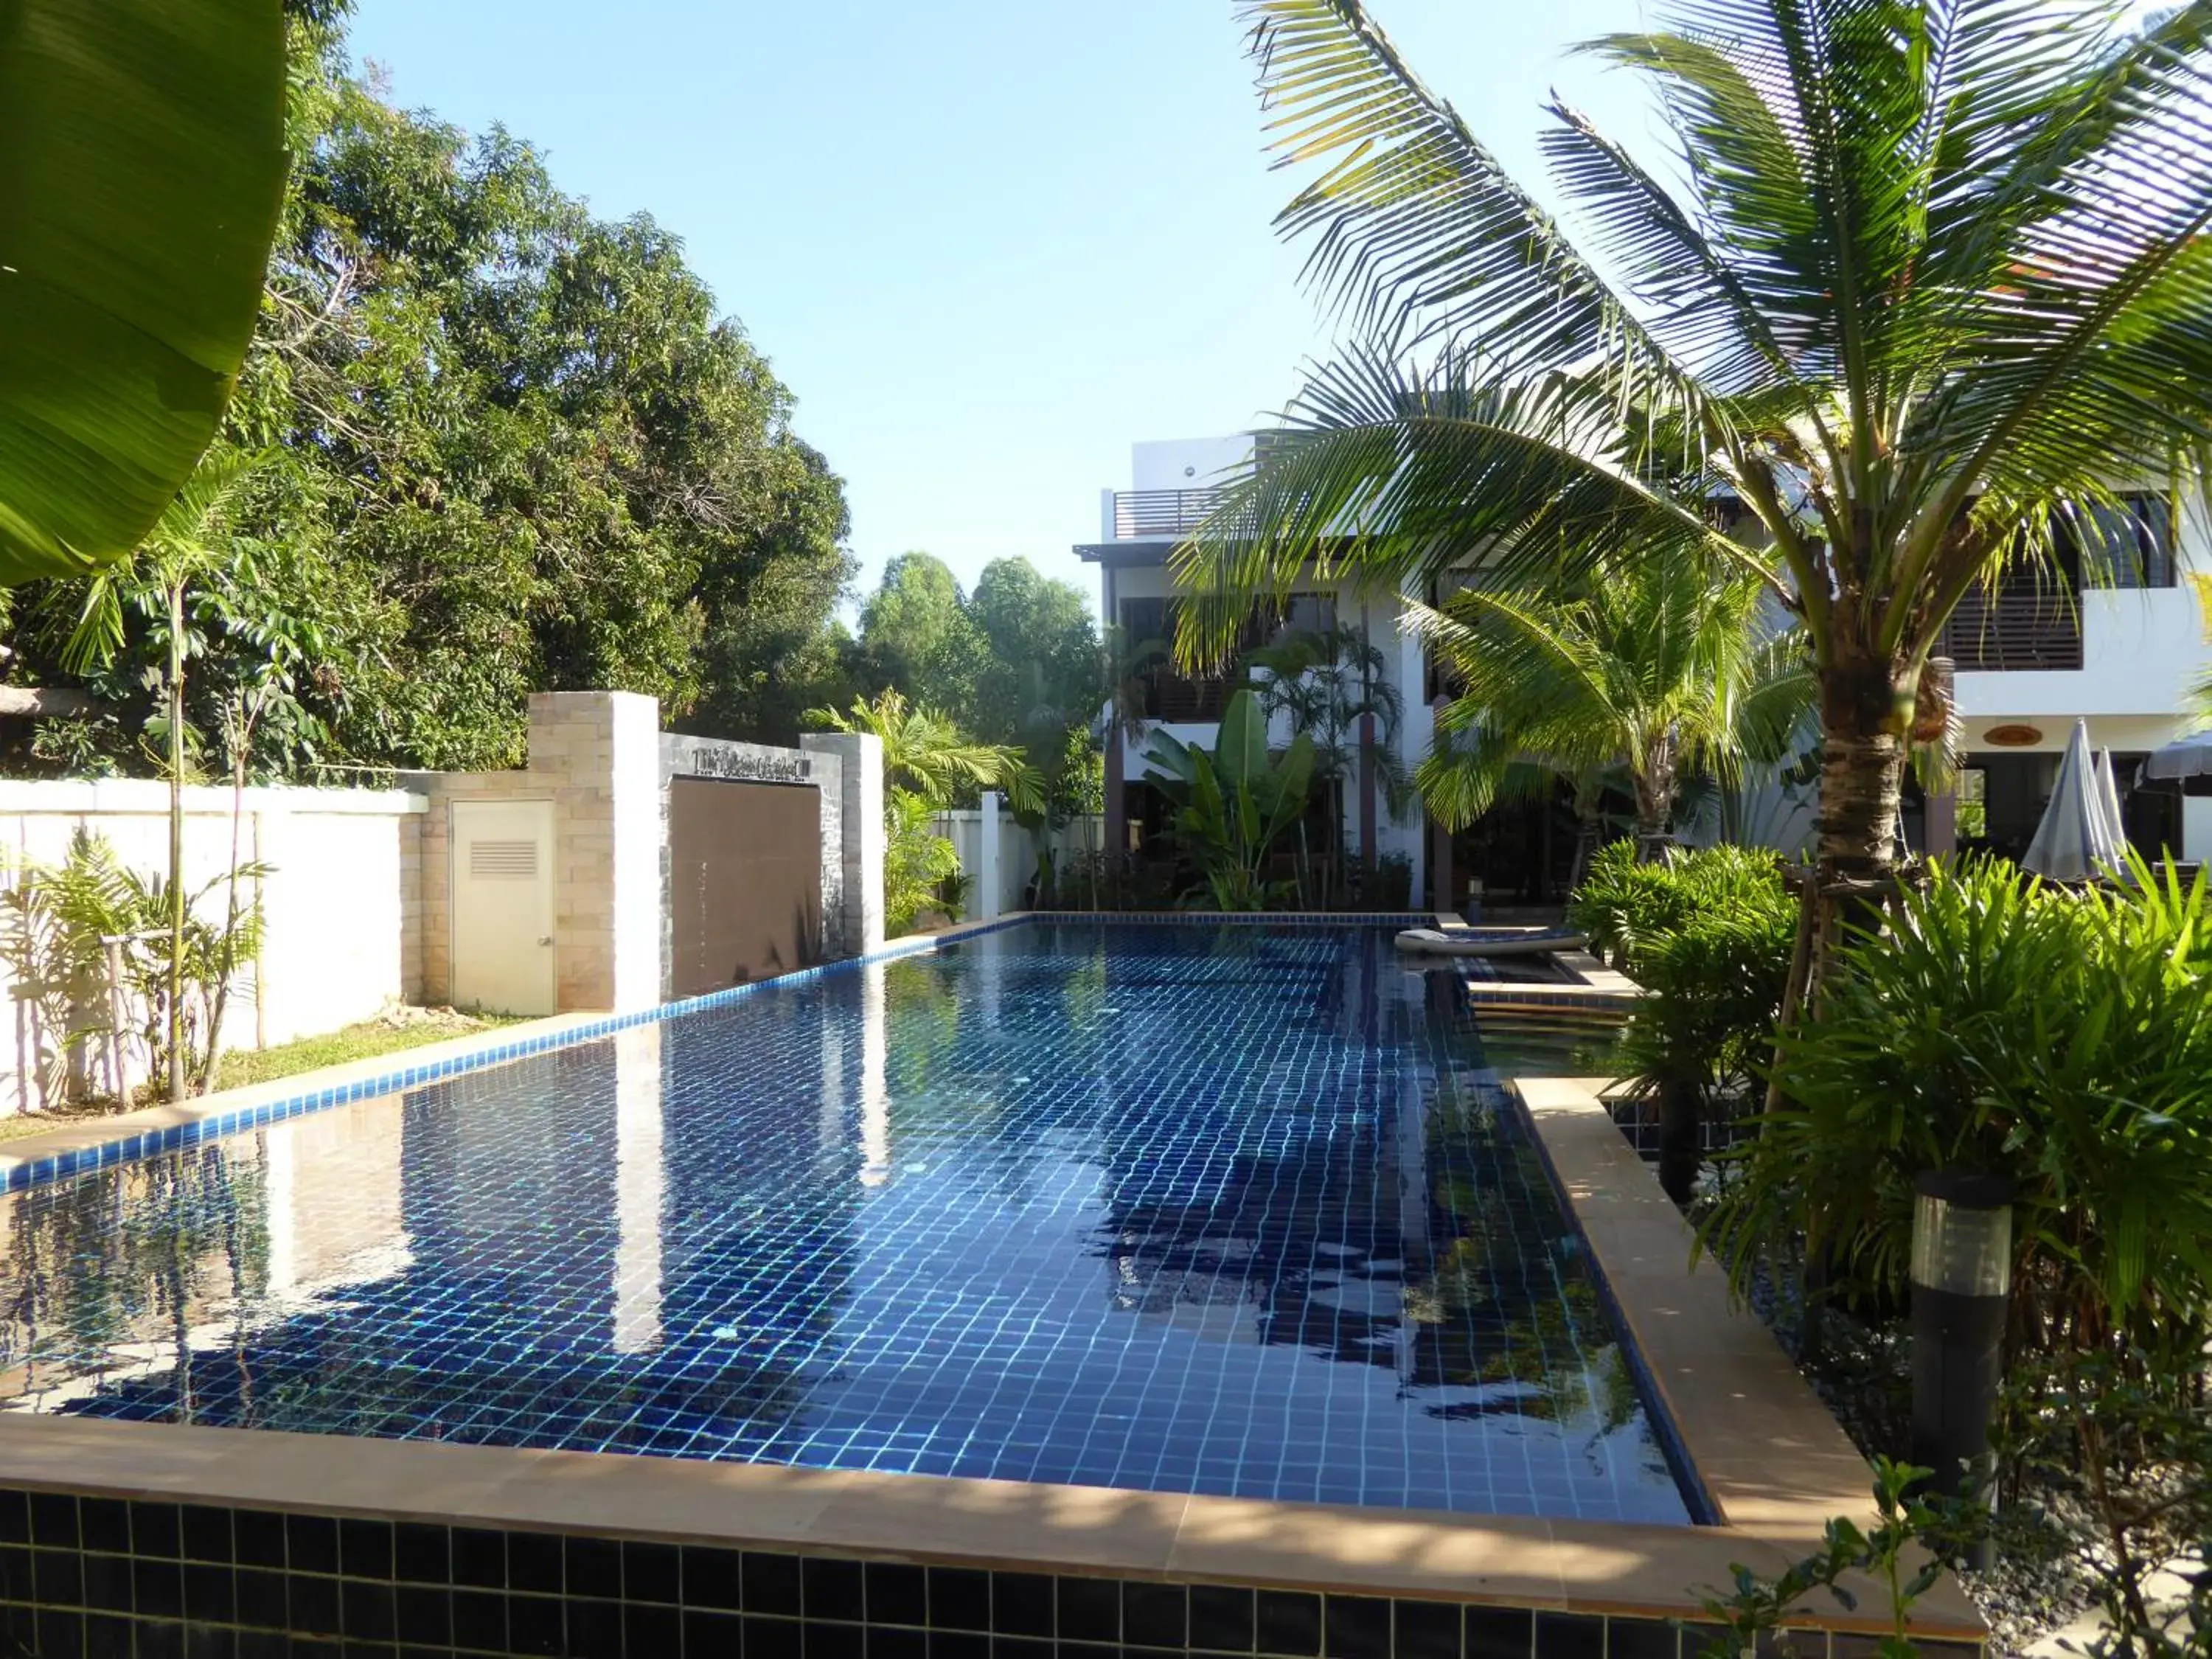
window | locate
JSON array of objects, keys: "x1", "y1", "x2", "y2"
[
  {"x1": 2084, "y1": 494, "x2": 2177, "y2": 589},
  {"x1": 1116, "y1": 594, "x2": 1340, "y2": 720}
]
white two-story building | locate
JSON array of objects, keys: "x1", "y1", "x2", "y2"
[{"x1": 1077, "y1": 435, "x2": 2212, "y2": 911}]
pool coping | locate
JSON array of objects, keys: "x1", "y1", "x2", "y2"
[{"x1": 0, "y1": 919, "x2": 1983, "y2": 1641}]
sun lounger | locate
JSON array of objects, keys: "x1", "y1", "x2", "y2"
[{"x1": 1392, "y1": 926, "x2": 1589, "y2": 958}]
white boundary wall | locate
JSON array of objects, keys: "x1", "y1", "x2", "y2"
[
  {"x1": 0, "y1": 780, "x2": 426, "y2": 1116},
  {"x1": 934, "y1": 810, "x2": 1107, "y2": 920}
]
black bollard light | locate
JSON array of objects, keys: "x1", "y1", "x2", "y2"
[{"x1": 1909, "y1": 1169, "x2": 2013, "y2": 1571}]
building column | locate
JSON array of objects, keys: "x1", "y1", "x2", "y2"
[
  {"x1": 1103, "y1": 735, "x2": 1126, "y2": 862},
  {"x1": 1925, "y1": 787, "x2": 1958, "y2": 858},
  {"x1": 2185, "y1": 796, "x2": 2212, "y2": 864},
  {"x1": 527, "y1": 689, "x2": 662, "y2": 1014},
  {"x1": 1429, "y1": 811, "x2": 1455, "y2": 916}
]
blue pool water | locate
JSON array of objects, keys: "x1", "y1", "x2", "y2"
[{"x1": 0, "y1": 922, "x2": 1689, "y2": 1523}]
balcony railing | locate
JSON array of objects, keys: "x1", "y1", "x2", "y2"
[
  {"x1": 1938, "y1": 588, "x2": 2085, "y2": 672},
  {"x1": 1135, "y1": 671, "x2": 1235, "y2": 722},
  {"x1": 1113, "y1": 488, "x2": 1225, "y2": 540}
]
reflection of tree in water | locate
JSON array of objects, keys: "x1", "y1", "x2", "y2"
[
  {"x1": 1088, "y1": 931, "x2": 1646, "y2": 1447},
  {"x1": 2, "y1": 1147, "x2": 269, "y2": 1413},
  {"x1": 7, "y1": 1020, "x2": 866, "y2": 1466}
]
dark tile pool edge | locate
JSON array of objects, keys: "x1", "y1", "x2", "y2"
[
  {"x1": 2, "y1": 1483, "x2": 1965, "y2": 1659},
  {"x1": 0, "y1": 913, "x2": 1435, "y2": 1196}
]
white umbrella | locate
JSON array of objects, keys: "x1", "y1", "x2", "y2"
[
  {"x1": 2023, "y1": 719, "x2": 2124, "y2": 881},
  {"x1": 2141, "y1": 728, "x2": 2212, "y2": 787},
  {"x1": 2095, "y1": 747, "x2": 2127, "y2": 854}
]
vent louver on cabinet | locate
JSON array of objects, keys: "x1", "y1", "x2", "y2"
[{"x1": 469, "y1": 839, "x2": 540, "y2": 880}]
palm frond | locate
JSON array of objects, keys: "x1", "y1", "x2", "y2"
[{"x1": 1237, "y1": 0, "x2": 1681, "y2": 387}]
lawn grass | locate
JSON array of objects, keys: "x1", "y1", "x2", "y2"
[
  {"x1": 0, "y1": 1009, "x2": 533, "y2": 1144},
  {"x1": 214, "y1": 1009, "x2": 529, "y2": 1091}
]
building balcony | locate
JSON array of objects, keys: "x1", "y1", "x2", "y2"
[
  {"x1": 1938, "y1": 589, "x2": 2084, "y2": 672},
  {"x1": 1109, "y1": 488, "x2": 1225, "y2": 540}
]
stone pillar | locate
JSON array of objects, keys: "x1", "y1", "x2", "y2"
[
  {"x1": 801, "y1": 730, "x2": 885, "y2": 956},
  {"x1": 979, "y1": 791, "x2": 1003, "y2": 921},
  {"x1": 528, "y1": 690, "x2": 663, "y2": 1013}
]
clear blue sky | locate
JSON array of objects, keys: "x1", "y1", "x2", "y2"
[{"x1": 345, "y1": 1, "x2": 1651, "y2": 610}]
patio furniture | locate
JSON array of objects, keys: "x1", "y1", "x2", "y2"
[{"x1": 1394, "y1": 925, "x2": 1588, "y2": 957}]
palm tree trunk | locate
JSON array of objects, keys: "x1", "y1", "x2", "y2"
[
  {"x1": 1567, "y1": 793, "x2": 1601, "y2": 891},
  {"x1": 1631, "y1": 737, "x2": 1677, "y2": 862},
  {"x1": 165, "y1": 581, "x2": 187, "y2": 1104},
  {"x1": 1811, "y1": 647, "x2": 1915, "y2": 976}
]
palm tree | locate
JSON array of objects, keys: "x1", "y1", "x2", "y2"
[
  {"x1": 1242, "y1": 625, "x2": 1411, "y2": 905},
  {"x1": 63, "y1": 450, "x2": 265, "y2": 1101},
  {"x1": 1177, "y1": 0, "x2": 2212, "y2": 955},
  {"x1": 807, "y1": 689, "x2": 1043, "y2": 813},
  {"x1": 1411, "y1": 557, "x2": 1812, "y2": 865}
]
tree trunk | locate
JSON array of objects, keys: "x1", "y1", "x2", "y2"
[
  {"x1": 1655, "y1": 1077, "x2": 1701, "y2": 1206},
  {"x1": 165, "y1": 582, "x2": 187, "y2": 1105},
  {"x1": 1567, "y1": 796, "x2": 1601, "y2": 892},
  {"x1": 1811, "y1": 647, "x2": 1916, "y2": 985}
]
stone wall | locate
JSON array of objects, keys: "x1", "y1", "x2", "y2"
[
  {"x1": 413, "y1": 694, "x2": 883, "y2": 1017},
  {"x1": 657, "y1": 734, "x2": 845, "y2": 1000},
  {"x1": 801, "y1": 730, "x2": 885, "y2": 956}
]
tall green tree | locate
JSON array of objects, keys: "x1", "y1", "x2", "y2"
[
  {"x1": 1414, "y1": 559, "x2": 1811, "y2": 860},
  {"x1": 62, "y1": 451, "x2": 270, "y2": 1099},
  {"x1": 1179, "y1": 0, "x2": 2212, "y2": 943},
  {"x1": 967, "y1": 558, "x2": 1107, "y2": 746},
  {"x1": 858, "y1": 552, "x2": 988, "y2": 723},
  {"x1": 2, "y1": 12, "x2": 855, "y2": 774}
]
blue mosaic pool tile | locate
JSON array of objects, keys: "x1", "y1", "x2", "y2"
[{"x1": 0, "y1": 921, "x2": 1688, "y2": 1525}]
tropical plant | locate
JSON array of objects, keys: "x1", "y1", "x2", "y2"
[
  {"x1": 883, "y1": 790, "x2": 962, "y2": 936},
  {"x1": 0, "y1": 0, "x2": 287, "y2": 583},
  {"x1": 1691, "y1": 1458, "x2": 1975, "y2": 1659},
  {"x1": 1141, "y1": 689, "x2": 1318, "y2": 909},
  {"x1": 1705, "y1": 855, "x2": 2212, "y2": 1362},
  {"x1": 0, "y1": 832, "x2": 133, "y2": 1109},
  {"x1": 2005, "y1": 1346, "x2": 2212, "y2": 1656},
  {"x1": 1413, "y1": 557, "x2": 1810, "y2": 858},
  {"x1": 61, "y1": 450, "x2": 267, "y2": 1099},
  {"x1": 808, "y1": 689, "x2": 1042, "y2": 936},
  {"x1": 1244, "y1": 625, "x2": 1411, "y2": 905},
  {"x1": 1567, "y1": 841, "x2": 1790, "y2": 967},
  {"x1": 0, "y1": 829, "x2": 268, "y2": 1108},
  {"x1": 1567, "y1": 841, "x2": 1796, "y2": 1199},
  {"x1": 808, "y1": 689, "x2": 1042, "y2": 815},
  {"x1": 1176, "y1": 0, "x2": 2212, "y2": 967}
]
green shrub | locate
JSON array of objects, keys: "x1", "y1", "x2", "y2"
[
  {"x1": 1568, "y1": 841, "x2": 1791, "y2": 973},
  {"x1": 1705, "y1": 855, "x2": 2212, "y2": 1359},
  {"x1": 1573, "y1": 844, "x2": 1796, "y2": 1200}
]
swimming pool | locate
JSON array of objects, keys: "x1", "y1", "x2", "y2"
[{"x1": 0, "y1": 921, "x2": 1688, "y2": 1526}]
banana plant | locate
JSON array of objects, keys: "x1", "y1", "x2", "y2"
[
  {"x1": 1143, "y1": 689, "x2": 1316, "y2": 910},
  {"x1": 0, "y1": 0, "x2": 288, "y2": 583}
]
